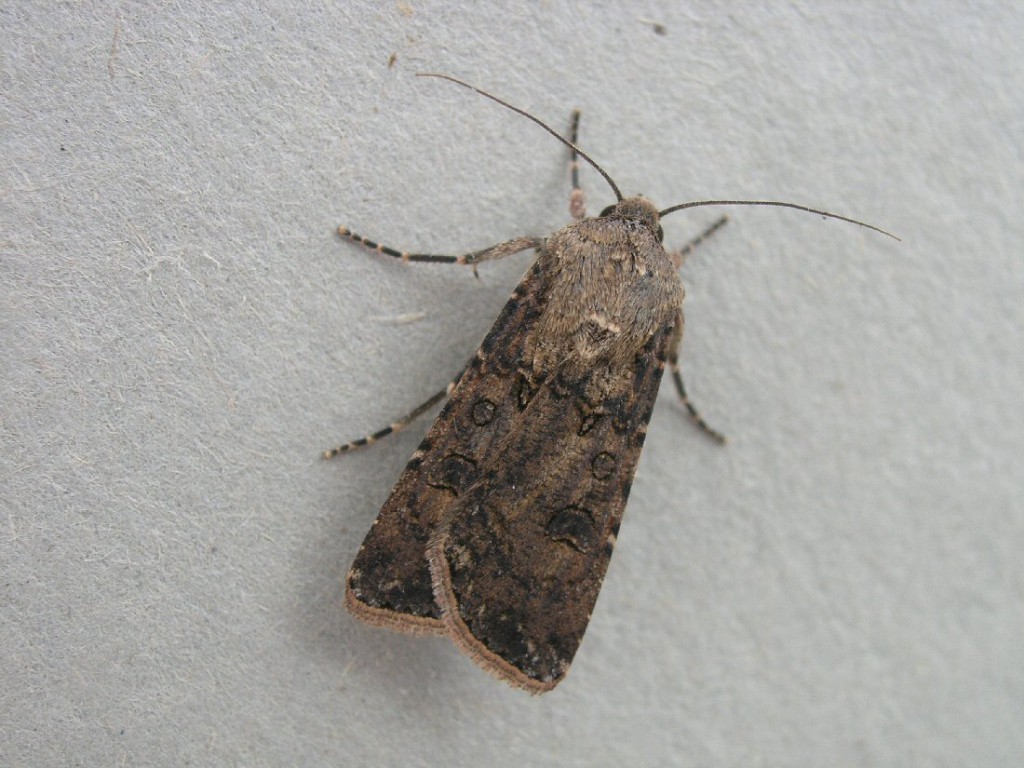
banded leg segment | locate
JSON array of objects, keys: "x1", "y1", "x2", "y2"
[
  {"x1": 323, "y1": 385, "x2": 451, "y2": 459},
  {"x1": 338, "y1": 227, "x2": 542, "y2": 266},
  {"x1": 669, "y1": 215, "x2": 729, "y2": 270},
  {"x1": 567, "y1": 109, "x2": 586, "y2": 220},
  {"x1": 668, "y1": 308, "x2": 726, "y2": 444}
]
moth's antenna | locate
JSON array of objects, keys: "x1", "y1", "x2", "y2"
[
  {"x1": 660, "y1": 200, "x2": 899, "y2": 241},
  {"x1": 417, "y1": 72, "x2": 624, "y2": 202}
]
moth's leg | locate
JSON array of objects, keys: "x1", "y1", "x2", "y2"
[
  {"x1": 567, "y1": 109, "x2": 586, "y2": 220},
  {"x1": 668, "y1": 215, "x2": 729, "y2": 270},
  {"x1": 323, "y1": 385, "x2": 452, "y2": 459},
  {"x1": 668, "y1": 309, "x2": 727, "y2": 444},
  {"x1": 337, "y1": 227, "x2": 542, "y2": 266}
]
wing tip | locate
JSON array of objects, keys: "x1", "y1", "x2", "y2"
[
  {"x1": 344, "y1": 579, "x2": 448, "y2": 636},
  {"x1": 426, "y1": 536, "x2": 565, "y2": 694}
]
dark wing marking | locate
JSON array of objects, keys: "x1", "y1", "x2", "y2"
[
  {"x1": 427, "y1": 319, "x2": 675, "y2": 691},
  {"x1": 345, "y1": 256, "x2": 550, "y2": 633}
]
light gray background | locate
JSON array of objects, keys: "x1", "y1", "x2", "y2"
[{"x1": 3, "y1": 3, "x2": 1021, "y2": 766}]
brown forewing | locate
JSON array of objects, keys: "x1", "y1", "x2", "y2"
[
  {"x1": 344, "y1": 257, "x2": 551, "y2": 632},
  {"x1": 428, "y1": 319, "x2": 675, "y2": 691}
]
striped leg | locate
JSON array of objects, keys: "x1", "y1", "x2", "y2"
[
  {"x1": 668, "y1": 215, "x2": 729, "y2": 270},
  {"x1": 567, "y1": 110, "x2": 586, "y2": 220},
  {"x1": 668, "y1": 308, "x2": 726, "y2": 444},
  {"x1": 337, "y1": 227, "x2": 542, "y2": 266},
  {"x1": 323, "y1": 385, "x2": 452, "y2": 459}
]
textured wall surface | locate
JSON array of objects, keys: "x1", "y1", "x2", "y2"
[{"x1": 3, "y1": 3, "x2": 1021, "y2": 766}]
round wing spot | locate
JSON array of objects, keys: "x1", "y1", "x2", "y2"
[
  {"x1": 471, "y1": 398, "x2": 497, "y2": 426},
  {"x1": 546, "y1": 506, "x2": 598, "y2": 554},
  {"x1": 591, "y1": 452, "x2": 616, "y2": 480},
  {"x1": 427, "y1": 453, "x2": 477, "y2": 495}
]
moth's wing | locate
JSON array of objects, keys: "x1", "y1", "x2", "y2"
[
  {"x1": 428, "y1": 320, "x2": 676, "y2": 691},
  {"x1": 345, "y1": 258, "x2": 550, "y2": 633}
]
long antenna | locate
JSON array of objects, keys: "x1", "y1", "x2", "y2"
[
  {"x1": 660, "y1": 200, "x2": 899, "y2": 240},
  {"x1": 417, "y1": 74, "x2": 897, "y2": 241},
  {"x1": 416, "y1": 72, "x2": 623, "y2": 202}
]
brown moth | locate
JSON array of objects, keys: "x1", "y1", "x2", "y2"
[{"x1": 327, "y1": 74, "x2": 896, "y2": 693}]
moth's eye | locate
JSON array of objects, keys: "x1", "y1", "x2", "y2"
[
  {"x1": 599, "y1": 204, "x2": 616, "y2": 218},
  {"x1": 656, "y1": 225, "x2": 664, "y2": 242}
]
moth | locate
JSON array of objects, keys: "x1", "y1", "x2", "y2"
[{"x1": 327, "y1": 74, "x2": 895, "y2": 693}]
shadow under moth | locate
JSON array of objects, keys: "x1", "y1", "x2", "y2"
[{"x1": 327, "y1": 74, "x2": 895, "y2": 693}]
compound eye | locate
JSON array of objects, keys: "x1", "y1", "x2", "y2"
[
  {"x1": 656, "y1": 225, "x2": 664, "y2": 242},
  {"x1": 599, "y1": 204, "x2": 616, "y2": 217}
]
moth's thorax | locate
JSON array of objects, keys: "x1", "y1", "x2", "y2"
[{"x1": 531, "y1": 205, "x2": 684, "y2": 370}]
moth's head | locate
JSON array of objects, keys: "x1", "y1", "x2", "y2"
[{"x1": 599, "y1": 196, "x2": 664, "y2": 242}]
